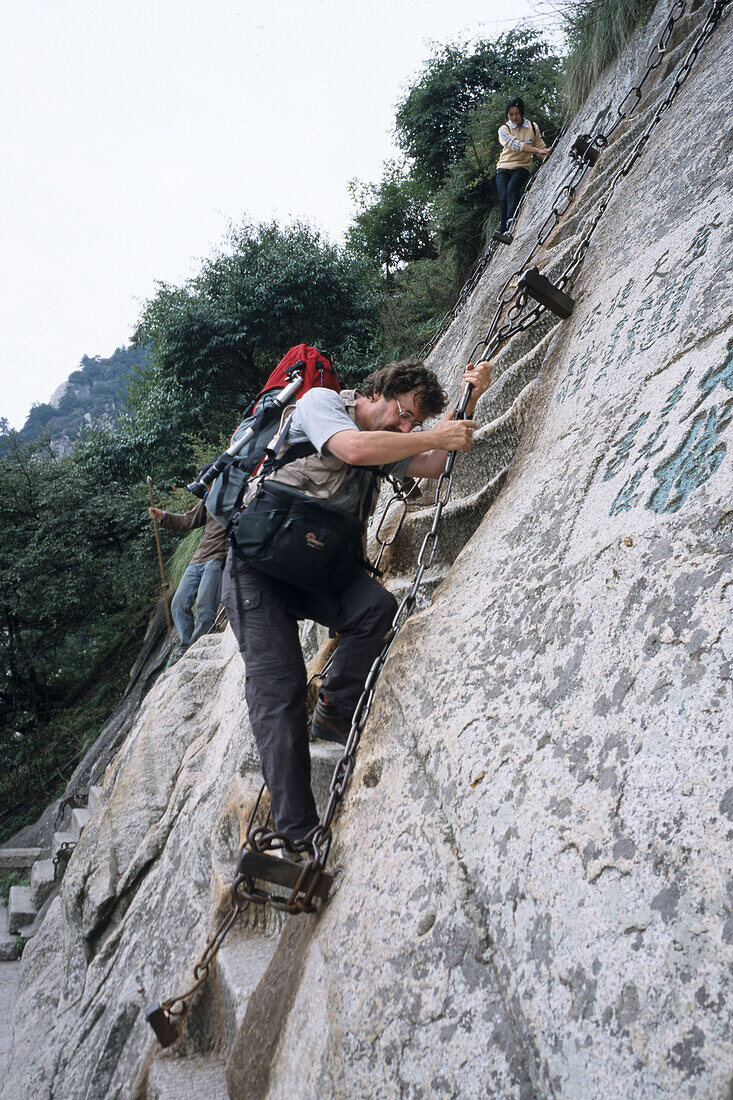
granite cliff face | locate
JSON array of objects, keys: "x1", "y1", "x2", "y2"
[{"x1": 3, "y1": 2, "x2": 732, "y2": 1097}]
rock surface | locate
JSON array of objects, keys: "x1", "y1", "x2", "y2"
[
  {"x1": 3, "y1": 2, "x2": 732, "y2": 1097},
  {"x1": 0, "y1": 961, "x2": 20, "y2": 1088}
]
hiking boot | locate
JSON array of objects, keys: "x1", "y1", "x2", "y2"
[
  {"x1": 275, "y1": 846, "x2": 310, "y2": 865},
  {"x1": 310, "y1": 697, "x2": 350, "y2": 746},
  {"x1": 492, "y1": 229, "x2": 513, "y2": 246},
  {"x1": 165, "y1": 645, "x2": 188, "y2": 669}
]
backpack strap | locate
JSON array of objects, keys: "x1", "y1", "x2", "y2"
[
  {"x1": 256, "y1": 403, "x2": 318, "y2": 476},
  {"x1": 261, "y1": 440, "x2": 317, "y2": 475}
]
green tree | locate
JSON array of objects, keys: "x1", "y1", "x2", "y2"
[
  {"x1": 347, "y1": 162, "x2": 437, "y2": 283},
  {"x1": 79, "y1": 220, "x2": 382, "y2": 486},
  {"x1": 0, "y1": 428, "x2": 154, "y2": 730},
  {"x1": 394, "y1": 30, "x2": 563, "y2": 188},
  {"x1": 133, "y1": 221, "x2": 380, "y2": 442},
  {"x1": 377, "y1": 252, "x2": 458, "y2": 361}
]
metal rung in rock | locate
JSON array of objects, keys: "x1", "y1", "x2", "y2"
[
  {"x1": 239, "y1": 850, "x2": 333, "y2": 901},
  {"x1": 571, "y1": 134, "x2": 601, "y2": 166},
  {"x1": 518, "y1": 267, "x2": 575, "y2": 319},
  {"x1": 145, "y1": 1004, "x2": 179, "y2": 1048}
]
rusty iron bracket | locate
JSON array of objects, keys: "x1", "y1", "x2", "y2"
[
  {"x1": 145, "y1": 1003, "x2": 179, "y2": 1048},
  {"x1": 238, "y1": 850, "x2": 333, "y2": 903},
  {"x1": 518, "y1": 267, "x2": 575, "y2": 319}
]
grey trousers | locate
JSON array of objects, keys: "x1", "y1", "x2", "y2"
[{"x1": 222, "y1": 550, "x2": 397, "y2": 841}]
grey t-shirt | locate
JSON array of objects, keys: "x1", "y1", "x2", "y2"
[{"x1": 273, "y1": 388, "x2": 411, "y2": 515}]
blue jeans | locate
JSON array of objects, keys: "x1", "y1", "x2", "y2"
[
  {"x1": 171, "y1": 560, "x2": 224, "y2": 649},
  {"x1": 496, "y1": 167, "x2": 530, "y2": 233}
]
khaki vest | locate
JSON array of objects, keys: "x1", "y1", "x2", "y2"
[
  {"x1": 496, "y1": 119, "x2": 545, "y2": 170},
  {"x1": 246, "y1": 390, "x2": 379, "y2": 519}
]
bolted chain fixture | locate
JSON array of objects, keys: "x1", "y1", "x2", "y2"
[
  {"x1": 419, "y1": 0, "x2": 704, "y2": 360},
  {"x1": 52, "y1": 841, "x2": 77, "y2": 882},
  {"x1": 147, "y1": 0, "x2": 730, "y2": 1044},
  {"x1": 418, "y1": 120, "x2": 569, "y2": 362}
]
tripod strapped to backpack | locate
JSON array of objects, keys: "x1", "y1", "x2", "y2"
[
  {"x1": 186, "y1": 364, "x2": 307, "y2": 500},
  {"x1": 186, "y1": 344, "x2": 340, "y2": 503}
]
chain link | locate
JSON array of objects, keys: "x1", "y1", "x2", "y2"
[{"x1": 52, "y1": 841, "x2": 77, "y2": 882}]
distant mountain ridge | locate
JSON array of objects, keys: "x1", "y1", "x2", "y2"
[{"x1": 20, "y1": 345, "x2": 149, "y2": 447}]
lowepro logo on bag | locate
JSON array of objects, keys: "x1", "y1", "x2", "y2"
[{"x1": 305, "y1": 531, "x2": 324, "y2": 551}]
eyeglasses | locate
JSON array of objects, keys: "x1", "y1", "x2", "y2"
[{"x1": 395, "y1": 397, "x2": 423, "y2": 431}]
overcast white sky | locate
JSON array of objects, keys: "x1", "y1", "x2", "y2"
[{"x1": 2, "y1": 0, "x2": 562, "y2": 428}]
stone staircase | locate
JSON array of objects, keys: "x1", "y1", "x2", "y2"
[{"x1": 1, "y1": 785, "x2": 103, "y2": 948}]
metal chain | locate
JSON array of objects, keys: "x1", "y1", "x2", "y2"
[
  {"x1": 52, "y1": 841, "x2": 77, "y2": 882},
  {"x1": 418, "y1": 121, "x2": 569, "y2": 361},
  {"x1": 159, "y1": 870, "x2": 251, "y2": 1020},
  {"x1": 307, "y1": 0, "x2": 728, "y2": 872},
  {"x1": 151, "y1": 0, "x2": 728, "y2": 1035}
]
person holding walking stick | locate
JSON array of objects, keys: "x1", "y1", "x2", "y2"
[{"x1": 148, "y1": 465, "x2": 228, "y2": 665}]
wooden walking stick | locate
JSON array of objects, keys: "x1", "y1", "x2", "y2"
[{"x1": 147, "y1": 476, "x2": 173, "y2": 632}]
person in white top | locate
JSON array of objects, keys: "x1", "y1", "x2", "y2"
[{"x1": 494, "y1": 96, "x2": 553, "y2": 244}]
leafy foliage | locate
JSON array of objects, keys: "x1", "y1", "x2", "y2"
[
  {"x1": 0, "y1": 426, "x2": 168, "y2": 827},
  {"x1": 395, "y1": 31, "x2": 563, "y2": 188},
  {"x1": 132, "y1": 221, "x2": 380, "y2": 446},
  {"x1": 562, "y1": 0, "x2": 656, "y2": 111},
  {"x1": 0, "y1": 431, "x2": 154, "y2": 727},
  {"x1": 74, "y1": 221, "x2": 381, "y2": 486},
  {"x1": 347, "y1": 163, "x2": 436, "y2": 282},
  {"x1": 377, "y1": 252, "x2": 459, "y2": 361}
]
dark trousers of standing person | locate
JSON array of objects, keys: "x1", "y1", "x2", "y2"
[
  {"x1": 222, "y1": 552, "x2": 397, "y2": 842},
  {"x1": 496, "y1": 167, "x2": 530, "y2": 233}
]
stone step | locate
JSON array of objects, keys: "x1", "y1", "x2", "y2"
[
  {"x1": 215, "y1": 929, "x2": 280, "y2": 1050},
  {"x1": 659, "y1": 5, "x2": 710, "y2": 69},
  {"x1": 146, "y1": 1053, "x2": 229, "y2": 1100},
  {"x1": 0, "y1": 848, "x2": 47, "y2": 871},
  {"x1": 386, "y1": 566, "x2": 447, "y2": 614},
  {"x1": 0, "y1": 906, "x2": 21, "y2": 961},
  {"x1": 310, "y1": 741, "x2": 345, "y2": 810},
  {"x1": 69, "y1": 807, "x2": 91, "y2": 840},
  {"x1": 87, "y1": 785, "x2": 103, "y2": 812},
  {"x1": 7, "y1": 886, "x2": 35, "y2": 935},
  {"x1": 29, "y1": 859, "x2": 56, "y2": 910},
  {"x1": 52, "y1": 831, "x2": 78, "y2": 857}
]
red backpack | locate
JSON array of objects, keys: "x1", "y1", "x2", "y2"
[
  {"x1": 193, "y1": 345, "x2": 340, "y2": 512},
  {"x1": 232, "y1": 344, "x2": 339, "y2": 444}
]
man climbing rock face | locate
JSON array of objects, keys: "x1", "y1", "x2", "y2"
[{"x1": 222, "y1": 357, "x2": 493, "y2": 849}]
